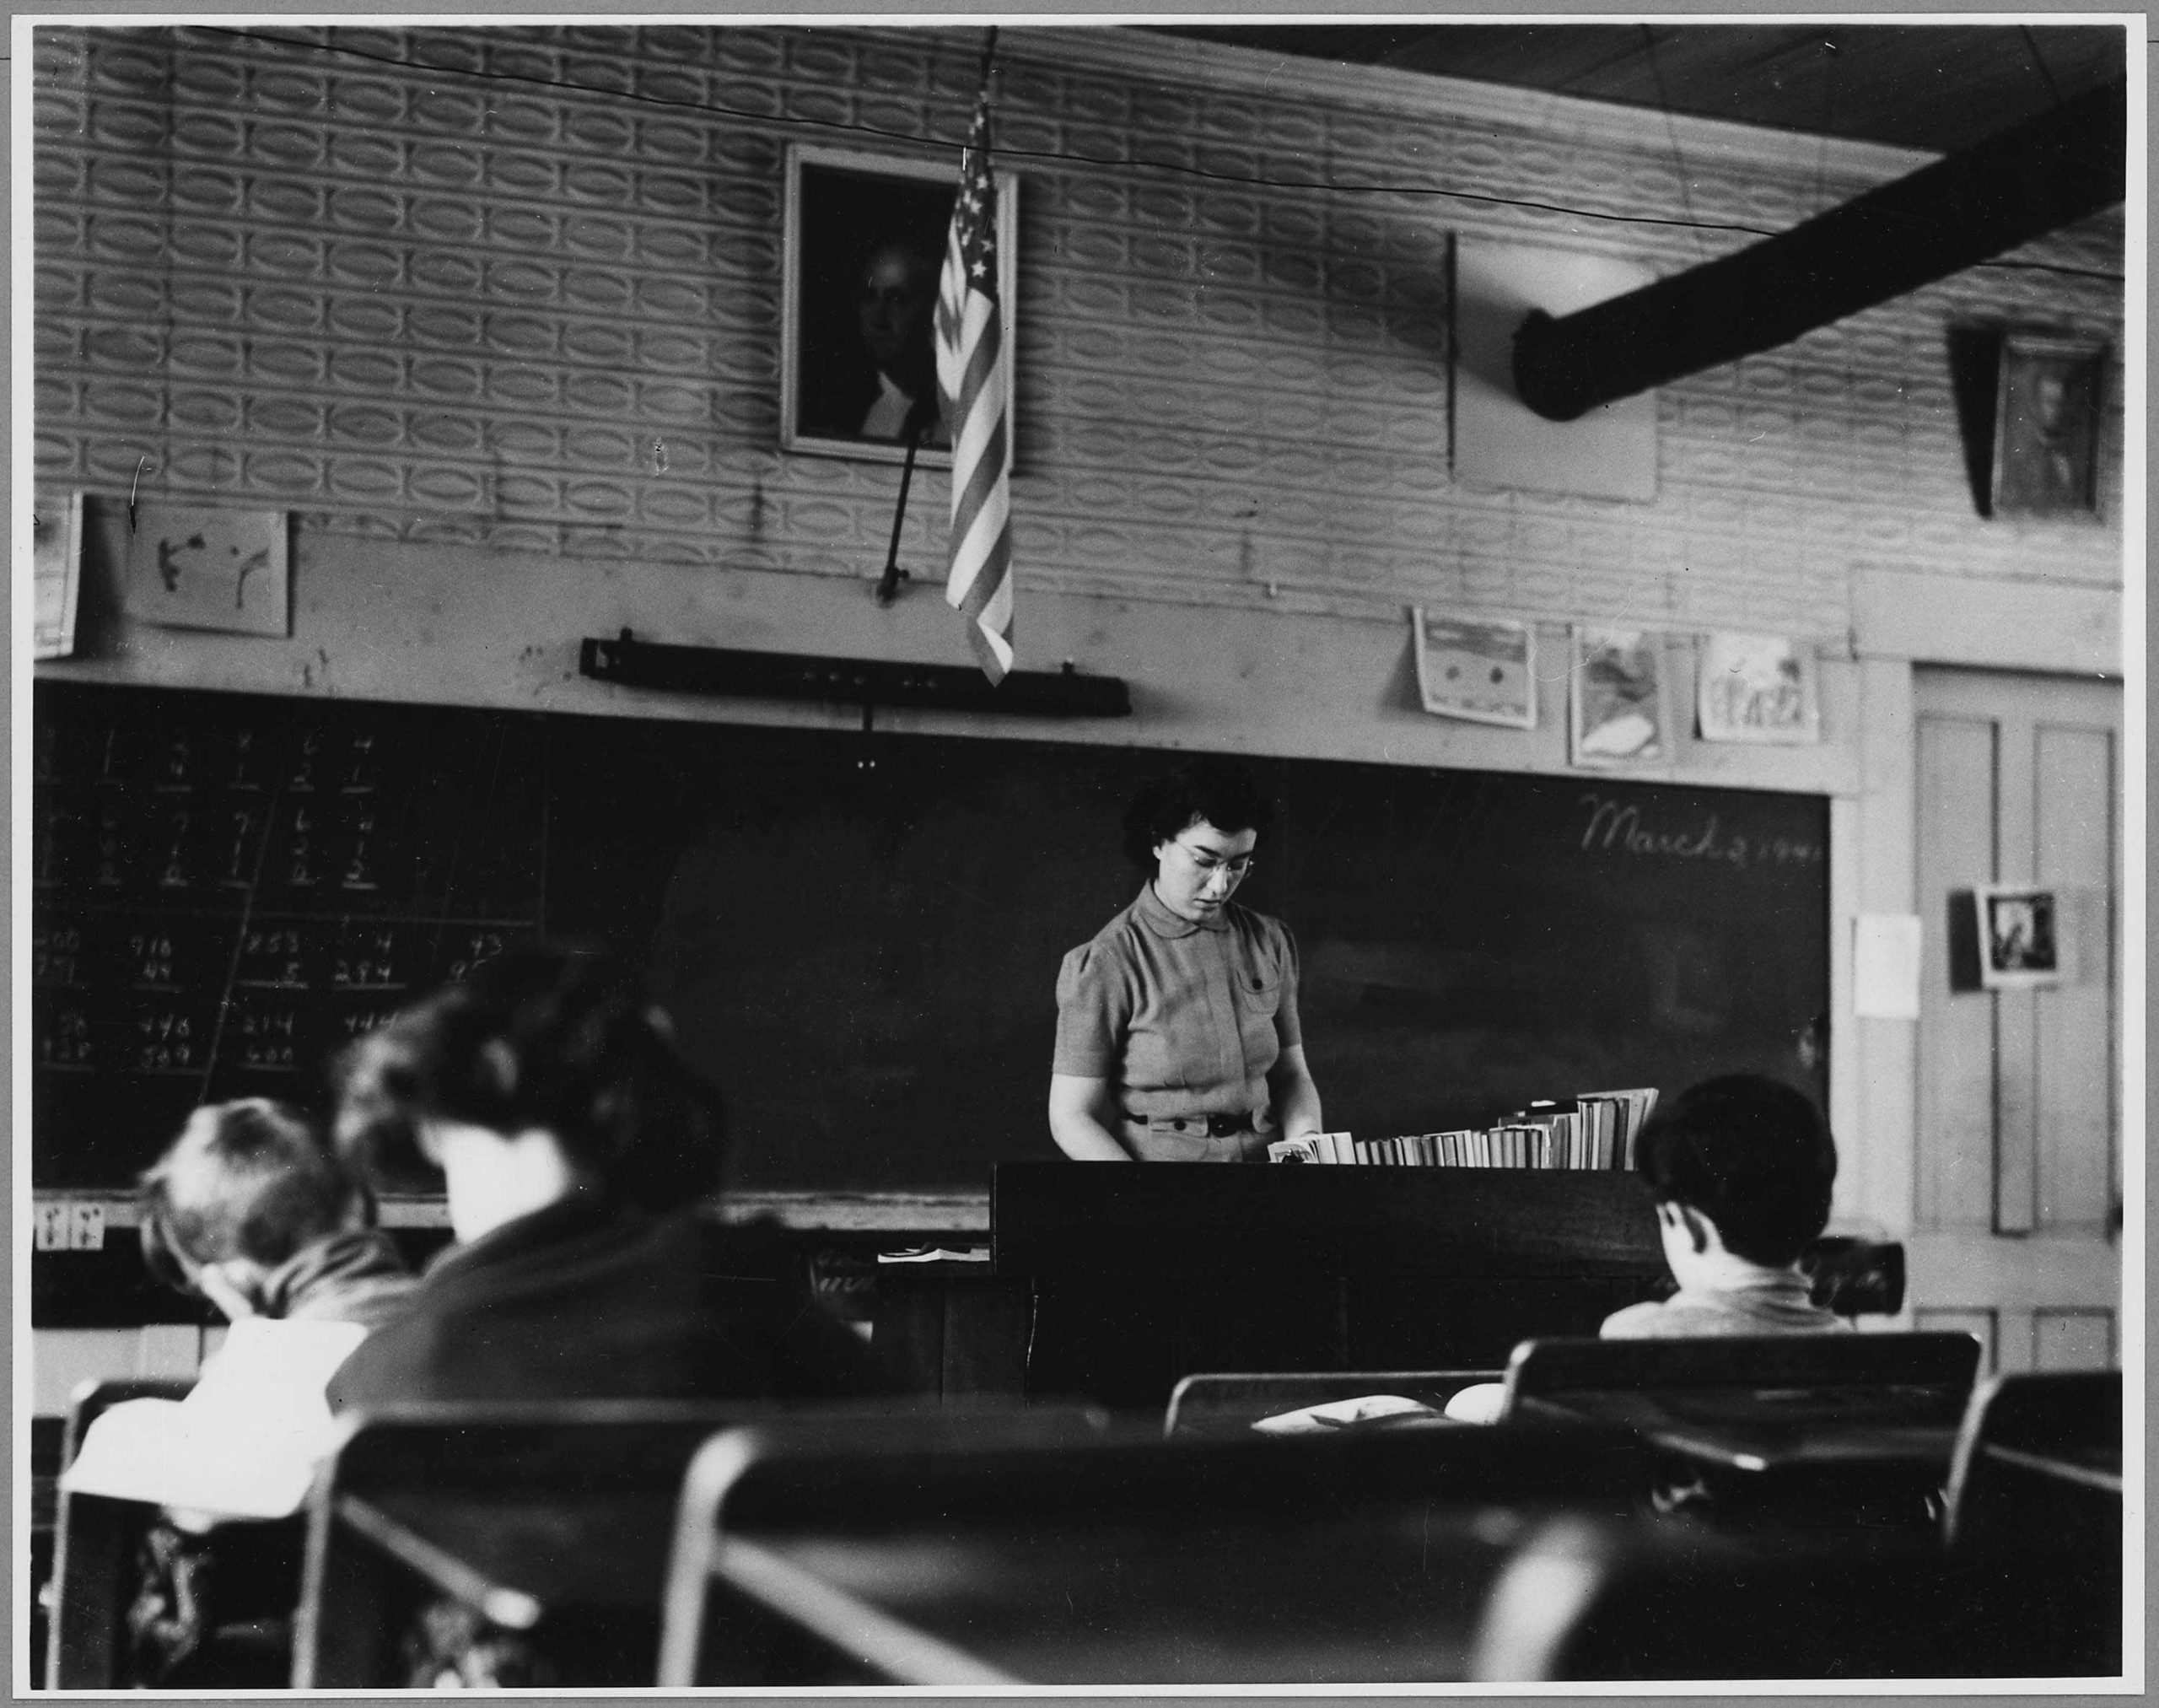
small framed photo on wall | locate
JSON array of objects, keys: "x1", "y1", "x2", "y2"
[
  {"x1": 782, "y1": 143, "x2": 1019, "y2": 467},
  {"x1": 1992, "y1": 331, "x2": 2103, "y2": 517},
  {"x1": 1973, "y1": 883, "x2": 2063, "y2": 989}
]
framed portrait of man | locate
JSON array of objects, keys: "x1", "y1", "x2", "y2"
[
  {"x1": 1992, "y1": 331, "x2": 2103, "y2": 517},
  {"x1": 782, "y1": 143, "x2": 1020, "y2": 466}
]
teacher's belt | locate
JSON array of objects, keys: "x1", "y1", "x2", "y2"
[{"x1": 1120, "y1": 1110, "x2": 1270, "y2": 1163}]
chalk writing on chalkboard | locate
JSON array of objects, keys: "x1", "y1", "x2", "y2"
[
  {"x1": 37, "y1": 683, "x2": 1830, "y2": 1198},
  {"x1": 1577, "y1": 792, "x2": 1824, "y2": 869},
  {"x1": 32, "y1": 684, "x2": 545, "y2": 1189}
]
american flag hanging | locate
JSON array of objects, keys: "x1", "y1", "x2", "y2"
[{"x1": 934, "y1": 44, "x2": 1014, "y2": 683}]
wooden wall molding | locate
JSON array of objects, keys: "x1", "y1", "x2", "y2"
[{"x1": 1851, "y1": 567, "x2": 2122, "y2": 675}]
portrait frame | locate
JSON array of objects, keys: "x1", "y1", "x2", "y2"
[
  {"x1": 782, "y1": 142, "x2": 1020, "y2": 467},
  {"x1": 1991, "y1": 329, "x2": 2103, "y2": 518},
  {"x1": 1973, "y1": 883, "x2": 2063, "y2": 989}
]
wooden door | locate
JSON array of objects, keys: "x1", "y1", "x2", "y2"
[{"x1": 1909, "y1": 668, "x2": 2120, "y2": 1372}]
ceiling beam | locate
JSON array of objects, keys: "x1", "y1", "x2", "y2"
[{"x1": 1510, "y1": 78, "x2": 2125, "y2": 423}]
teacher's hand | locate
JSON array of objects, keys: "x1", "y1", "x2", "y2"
[
  {"x1": 1047, "y1": 1074, "x2": 1133, "y2": 1161},
  {"x1": 1267, "y1": 1044, "x2": 1324, "y2": 1145}
]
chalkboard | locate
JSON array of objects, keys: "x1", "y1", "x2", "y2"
[{"x1": 33, "y1": 682, "x2": 1828, "y2": 1194}]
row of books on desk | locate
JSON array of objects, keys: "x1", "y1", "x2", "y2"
[{"x1": 1267, "y1": 1087, "x2": 1660, "y2": 1170}]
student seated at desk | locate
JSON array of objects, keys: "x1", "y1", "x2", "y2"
[
  {"x1": 65, "y1": 1097, "x2": 417, "y2": 1514},
  {"x1": 1446, "y1": 1075, "x2": 1842, "y2": 1422},
  {"x1": 1597, "y1": 1074, "x2": 1846, "y2": 1340},
  {"x1": 61, "y1": 1099, "x2": 415, "y2": 1684},
  {"x1": 324, "y1": 939, "x2": 890, "y2": 1409}
]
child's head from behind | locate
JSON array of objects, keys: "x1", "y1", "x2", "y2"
[
  {"x1": 332, "y1": 938, "x2": 727, "y2": 1217},
  {"x1": 1636, "y1": 1074, "x2": 1836, "y2": 1271},
  {"x1": 140, "y1": 1098, "x2": 369, "y2": 1312}
]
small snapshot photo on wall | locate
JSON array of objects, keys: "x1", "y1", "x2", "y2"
[
  {"x1": 1974, "y1": 883, "x2": 2063, "y2": 989},
  {"x1": 1993, "y1": 331, "x2": 2103, "y2": 517},
  {"x1": 1412, "y1": 610, "x2": 1537, "y2": 729},
  {"x1": 1569, "y1": 627, "x2": 1667, "y2": 766},
  {"x1": 783, "y1": 143, "x2": 1019, "y2": 467}
]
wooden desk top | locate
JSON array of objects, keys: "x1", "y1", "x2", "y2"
[
  {"x1": 714, "y1": 1506, "x2": 1524, "y2": 1686},
  {"x1": 1517, "y1": 1385, "x2": 1967, "y2": 1474}
]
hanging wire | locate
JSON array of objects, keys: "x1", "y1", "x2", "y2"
[
  {"x1": 174, "y1": 24, "x2": 2122, "y2": 284},
  {"x1": 1639, "y1": 24, "x2": 1710, "y2": 266},
  {"x1": 2016, "y1": 24, "x2": 2065, "y2": 105},
  {"x1": 1810, "y1": 35, "x2": 1839, "y2": 219}
]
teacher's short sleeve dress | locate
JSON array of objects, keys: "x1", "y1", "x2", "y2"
[{"x1": 1053, "y1": 882, "x2": 1304, "y2": 1161}]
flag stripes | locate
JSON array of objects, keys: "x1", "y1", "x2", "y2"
[{"x1": 935, "y1": 53, "x2": 1014, "y2": 683}]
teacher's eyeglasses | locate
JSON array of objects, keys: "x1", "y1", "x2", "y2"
[{"x1": 1172, "y1": 841, "x2": 1256, "y2": 880}]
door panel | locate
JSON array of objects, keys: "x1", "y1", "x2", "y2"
[
  {"x1": 1911, "y1": 669, "x2": 2119, "y2": 1374},
  {"x1": 2032, "y1": 1309, "x2": 2113, "y2": 1371},
  {"x1": 2032, "y1": 724, "x2": 2114, "y2": 1230},
  {"x1": 1914, "y1": 715, "x2": 1997, "y2": 1230}
]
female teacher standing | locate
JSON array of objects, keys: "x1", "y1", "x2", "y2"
[{"x1": 1049, "y1": 760, "x2": 1325, "y2": 1161}]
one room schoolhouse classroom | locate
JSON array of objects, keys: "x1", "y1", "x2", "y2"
[{"x1": 27, "y1": 19, "x2": 2132, "y2": 1691}]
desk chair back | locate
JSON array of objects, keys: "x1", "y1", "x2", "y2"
[
  {"x1": 1472, "y1": 1512, "x2": 2121, "y2": 1681},
  {"x1": 293, "y1": 1399, "x2": 773, "y2": 1687},
  {"x1": 1499, "y1": 1330, "x2": 1981, "y2": 1415},
  {"x1": 293, "y1": 1397, "x2": 1058, "y2": 1687},
  {"x1": 659, "y1": 1407, "x2": 1653, "y2": 1685},
  {"x1": 45, "y1": 1377, "x2": 194, "y2": 1689},
  {"x1": 1941, "y1": 1368, "x2": 2123, "y2": 1554},
  {"x1": 1164, "y1": 1369, "x2": 1500, "y2": 1437}
]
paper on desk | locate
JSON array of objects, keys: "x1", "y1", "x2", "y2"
[
  {"x1": 1853, "y1": 913, "x2": 1922, "y2": 1019},
  {"x1": 59, "y1": 1317, "x2": 364, "y2": 1518},
  {"x1": 1250, "y1": 1394, "x2": 1450, "y2": 1435},
  {"x1": 877, "y1": 1246, "x2": 989, "y2": 1263}
]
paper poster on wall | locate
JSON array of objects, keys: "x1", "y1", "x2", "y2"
[
  {"x1": 1411, "y1": 610, "x2": 1536, "y2": 729},
  {"x1": 122, "y1": 504, "x2": 290, "y2": 637},
  {"x1": 1696, "y1": 632, "x2": 1820, "y2": 745},
  {"x1": 34, "y1": 490, "x2": 83, "y2": 660},
  {"x1": 1452, "y1": 237, "x2": 1658, "y2": 502},
  {"x1": 1569, "y1": 627, "x2": 1667, "y2": 766},
  {"x1": 1852, "y1": 913, "x2": 1922, "y2": 1019}
]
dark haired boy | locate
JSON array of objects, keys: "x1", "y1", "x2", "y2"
[{"x1": 1601, "y1": 1073, "x2": 1847, "y2": 1338}]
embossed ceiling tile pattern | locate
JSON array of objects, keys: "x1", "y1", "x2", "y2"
[{"x1": 30, "y1": 22, "x2": 2124, "y2": 622}]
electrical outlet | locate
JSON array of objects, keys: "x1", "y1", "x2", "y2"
[
  {"x1": 35, "y1": 1202, "x2": 69, "y2": 1251},
  {"x1": 68, "y1": 1202, "x2": 105, "y2": 1251}
]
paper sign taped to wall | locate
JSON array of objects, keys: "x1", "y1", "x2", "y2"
[
  {"x1": 34, "y1": 490, "x2": 83, "y2": 660},
  {"x1": 1413, "y1": 609, "x2": 1537, "y2": 729},
  {"x1": 1853, "y1": 913, "x2": 1922, "y2": 1018},
  {"x1": 123, "y1": 504, "x2": 289, "y2": 636}
]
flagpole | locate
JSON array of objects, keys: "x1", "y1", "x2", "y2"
[{"x1": 874, "y1": 418, "x2": 923, "y2": 608}]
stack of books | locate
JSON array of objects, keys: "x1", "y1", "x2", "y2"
[{"x1": 1267, "y1": 1087, "x2": 1659, "y2": 1170}]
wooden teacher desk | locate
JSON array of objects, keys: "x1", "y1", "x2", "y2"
[{"x1": 980, "y1": 1163, "x2": 1668, "y2": 1409}]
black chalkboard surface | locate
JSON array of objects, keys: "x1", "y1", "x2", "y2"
[{"x1": 33, "y1": 682, "x2": 1828, "y2": 1193}]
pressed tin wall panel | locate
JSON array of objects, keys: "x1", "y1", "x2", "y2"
[{"x1": 34, "y1": 22, "x2": 2125, "y2": 637}]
